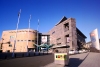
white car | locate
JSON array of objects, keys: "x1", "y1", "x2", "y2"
[
  {"x1": 74, "y1": 50, "x2": 79, "y2": 54},
  {"x1": 69, "y1": 50, "x2": 75, "y2": 54},
  {"x1": 79, "y1": 50, "x2": 83, "y2": 53}
]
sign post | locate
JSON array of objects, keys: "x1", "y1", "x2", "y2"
[{"x1": 52, "y1": 45, "x2": 70, "y2": 66}]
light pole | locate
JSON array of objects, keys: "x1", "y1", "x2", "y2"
[
  {"x1": 37, "y1": 19, "x2": 39, "y2": 53},
  {"x1": 12, "y1": 9, "x2": 21, "y2": 58},
  {"x1": 26, "y1": 15, "x2": 31, "y2": 56}
]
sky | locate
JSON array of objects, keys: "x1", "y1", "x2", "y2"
[{"x1": 0, "y1": 0, "x2": 100, "y2": 42}]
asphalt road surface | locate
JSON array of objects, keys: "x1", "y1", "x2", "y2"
[
  {"x1": 0, "y1": 54, "x2": 54, "y2": 67},
  {"x1": 1, "y1": 52, "x2": 100, "y2": 67}
]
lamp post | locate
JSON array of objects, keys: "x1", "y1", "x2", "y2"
[
  {"x1": 26, "y1": 15, "x2": 31, "y2": 56},
  {"x1": 36, "y1": 19, "x2": 39, "y2": 53},
  {"x1": 12, "y1": 9, "x2": 21, "y2": 58}
]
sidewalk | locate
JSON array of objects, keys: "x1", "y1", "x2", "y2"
[
  {"x1": 44, "y1": 52, "x2": 100, "y2": 67},
  {"x1": 79, "y1": 52, "x2": 100, "y2": 67}
]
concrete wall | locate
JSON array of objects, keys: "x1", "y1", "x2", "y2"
[
  {"x1": 48, "y1": 17, "x2": 77, "y2": 50},
  {"x1": 1, "y1": 29, "x2": 37, "y2": 52}
]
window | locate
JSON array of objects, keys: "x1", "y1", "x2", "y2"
[
  {"x1": 28, "y1": 40, "x2": 31, "y2": 41},
  {"x1": 22, "y1": 31, "x2": 24, "y2": 32},
  {"x1": 24, "y1": 40, "x2": 27, "y2": 41},
  {"x1": 10, "y1": 36, "x2": 14, "y2": 39},
  {"x1": 17, "y1": 40, "x2": 20, "y2": 42},
  {"x1": 29, "y1": 31, "x2": 31, "y2": 32},
  {"x1": 57, "y1": 43, "x2": 61, "y2": 45},
  {"x1": 57, "y1": 38, "x2": 61, "y2": 40},
  {"x1": 33, "y1": 31, "x2": 35, "y2": 33},
  {"x1": 32, "y1": 40, "x2": 35, "y2": 42},
  {"x1": 52, "y1": 31, "x2": 55, "y2": 34},
  {"x1": 64, "y1": 23, "x2": 69, "y2": 32},
  {"x1": 9, "y1": 44, "x2": 12, "y2": 47}
]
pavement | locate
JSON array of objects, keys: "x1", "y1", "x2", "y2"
[
  {"x1": 78, "y1": 52, "x2": 100, "y2": 67},
  {"x1": 44, "y1": 52, "x2": 100, "y2": 67},
  {"x1": 0, "y1": 52, "x2": 100, "y2": 67}
]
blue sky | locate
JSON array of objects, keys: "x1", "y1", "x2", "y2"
[{"x1": 0, "y1": 0, "x2": 100, "y2": 42}]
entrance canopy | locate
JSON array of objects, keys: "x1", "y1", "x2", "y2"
[{"x1": 34, "y1": 44, "x2": 54, "y2": 48}]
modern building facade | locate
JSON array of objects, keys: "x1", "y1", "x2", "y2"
[
  {"x1": 0, "y1": 16, "x2": 87, "y2": 52},
  {"x1": 48, "y1": 16, "x2": 87, "y2": 50},
  {"x1": 0, "y1": 29, "x2": 37, "y2": 52}
]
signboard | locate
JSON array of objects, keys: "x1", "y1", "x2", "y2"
[
  {"x1": 10, "y1": 36, "x2": 15, "y2": 42},
  {"x1": 90, "y1": 33, "x2": 96, "y2": 42},
  {"x1": 41, "y1": 36, "x2": 47, "y2": 43},
  {"x1": 55, "y1": 53, "x2": 67, "y2": 60},
  {"x1": 90, "y1": 29, "x2": 100, "y2": 50},
  {"x1": 67, "y1": 37, "x2": 70, "y2": 43}
]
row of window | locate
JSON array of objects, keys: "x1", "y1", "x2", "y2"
[
  {"x1": 9, "y1": 31, "x2": 36, "y2": 33},
  {"x1": 16, "y1": 40, "x2": 35, "y2": 42}
]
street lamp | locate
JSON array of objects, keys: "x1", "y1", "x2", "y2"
[
  {"x1": 12, "y1": 9, "x2": 21, "y2": 58},
  {"x1": 36, "y1": 19, "x2": 39, "y2": 52}
]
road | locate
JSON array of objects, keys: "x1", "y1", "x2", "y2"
[
  {"x1": 0, "y1": 52, "x2": 100, "y2": 67},
  {"x1": 0, "y1": 54, "x2": 54, "y2": 67},
  {"x1": 44, "y1": 52, "x2": 100, "y2": 67}
]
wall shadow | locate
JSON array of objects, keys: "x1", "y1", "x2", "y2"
[
  {"x1": 66, "y1": 58, "x2": 83, "y2": 67},
  {"x1": 0, "y1": 52, "x2": 53, "y2": 61},
  {"x1": 0, "y1": 54, "x2": 54, "y2": 67},
  {"x1": 64, "y1": 53, "x2": 89, "y2": 67}
]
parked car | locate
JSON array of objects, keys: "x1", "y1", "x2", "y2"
[
  {"x1": 41, "y1": 48, "x2": 48, "y2": 52},
  {"x1": 69, "y1": 50, "x2": 75, "y2": 54},
  {"x1": 79, "y1": 50, "x2": 84, "y2": 53},
  {"x1": 74, "y1": 50, "x2": 79, "y2": 54},
  {"x1": 69, "y1": 50, "x2": 79, "y2": 54}
]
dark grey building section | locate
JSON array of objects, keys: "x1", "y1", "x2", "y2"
[
  {"x1": 47, "y1": 16, "x2": 87, "y2": 50},
  {"x1": 76, "y1": 28, "x2": 87, "y2": 50}
]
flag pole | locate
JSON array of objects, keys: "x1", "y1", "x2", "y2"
[
  {"x1": 26, "y1": 15, "x2": 31, "y2": 56},
  {"x1": 12, "y1": 9, "x2": 21, "y2": 58},
  {"x1": 37, "y1": 19, "x2": 39, "y2": 52}
]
